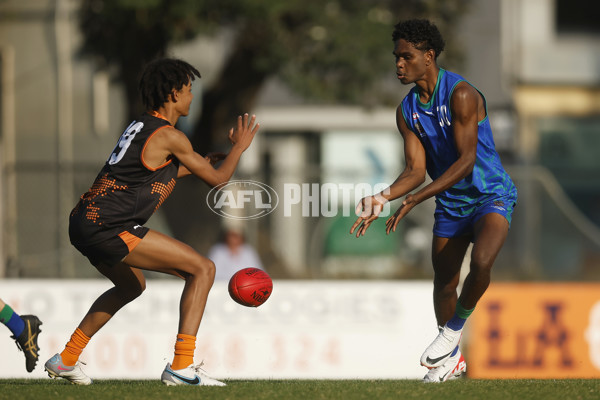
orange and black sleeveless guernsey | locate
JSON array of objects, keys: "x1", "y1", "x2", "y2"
[{"x1": 69, "y1": 112, "x2": 179, "y2": 267}]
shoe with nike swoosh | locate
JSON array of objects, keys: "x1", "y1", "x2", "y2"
[
  {"x1": 161, "y1": 362, "x2": 226, "y2": 386},
  {"x1": 44, "y1": 353, "x2": 92, "y2": 385},
  {"x1": 420, "y1": 324, "x2": 463, "y2": 368},
  {"x1": 423, "y1": 349, "x2": 467, "y2": 383}
]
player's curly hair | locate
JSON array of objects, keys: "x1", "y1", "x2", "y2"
[
  {"x1": 139, "y1": 58, "x2": 201, "y2": 111},
  {"x1": 392, "y1": 19, "x2": 445, "y2": 59}
]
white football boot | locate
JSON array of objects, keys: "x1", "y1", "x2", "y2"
[
  {"x1": 423, "y1": 348, "x2": 467, "y2": 383},
  {"x1": 420, "y1": 324, "x2": 463, "y2": 368},
  {"x1": 161, "y1": 362, "x2": 226, "y2": 386},
  {"x1": 44, "y1": 353, "x2": 92, "y2": 385}
]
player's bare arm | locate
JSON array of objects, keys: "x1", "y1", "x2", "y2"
[
  {"x1": 385, "y1": 105, "x2": 428, "y2": 201},
  {"x1": 146, "y1": 114, "x2": 259, "y2": 187},
  {"x1": 204, "y1": 152, "x2": 228, "y2": 165},
  {"x1": 173, "y1": 113, "x2": 258, "y2": 186},
  {"x1": 350, "y1": 106, "x2": 426, "y2": 237},
  {"x1": 383, "y1": 106, "x2": 430, "y2": 234},
  {"x1": 176, "y1": 152, "x2": 227, "y2": 178}
]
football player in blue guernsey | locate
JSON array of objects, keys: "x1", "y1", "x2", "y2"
[
  {"x1": 44, "y1": 58, "x2": 259, "y2": 386},
  {"x1": 351, "y1": 19, "x2": 517, "y2": 382}
]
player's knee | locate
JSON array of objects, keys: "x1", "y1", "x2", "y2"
[
  {"x1": 470, "y1": 253, "x2": 493, "y2": 275},
  {"x1": 434, "y1": 281, "x2": 458, "y2": 299},
  {"x1": 190, "y1": 258, "x2": 216, "y2": 282},
  {"x1": 469, "y1": 259, "x2": 492, "y2": 279},
  {"x1": 433, "y1": 274, "x2": 459, "y2": 295},
  {"x1": 203, "y1": 259, "x2": 216, "y2": 281},
  {"x1": 115, "y1": 281, "x2": 145, "y2": 303},
  {"x1": 136, "y1": 279, "x2": 147, "y2": 296}
]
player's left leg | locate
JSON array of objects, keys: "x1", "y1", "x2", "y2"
[
  {"x1": 0, "y1": 298, "x2": 42, "y2": 372},
  {"x1": 121, "y1": 230, "x2": 225, "y2": 386},
  {"x1": 457, "y1": 212, "x2": 509, "y2": 309},
  {"x1": 421, "y1": 212, "x2": 509, "y2": 369}
]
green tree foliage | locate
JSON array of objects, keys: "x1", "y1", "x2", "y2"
[
  {"x1": 79, "y1": 0, "x2": 211, "y2": 122},
  {"x1": 79, "y1": 0, "x2": 470, "y2": 149}
]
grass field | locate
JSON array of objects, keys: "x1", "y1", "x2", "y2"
[{"x1": 1, "y1": 379, "x2": 598, "y2": 400}]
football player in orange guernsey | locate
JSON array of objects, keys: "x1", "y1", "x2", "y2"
[{"x1": 45, "y1": 58, "x2": 259, "y2": 386}]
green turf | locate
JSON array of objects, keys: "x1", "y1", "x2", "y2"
[{"x1": 1, "y1": 379, "x2": 598, "y2": 400}]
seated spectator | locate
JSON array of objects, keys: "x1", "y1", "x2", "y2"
[{"x1": 209, "y1": 227, "x2": 263, "y2": 281}]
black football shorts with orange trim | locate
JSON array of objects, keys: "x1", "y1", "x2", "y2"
[{"x1": 71, "y1": 223, "x2": 149, "y2": 267}]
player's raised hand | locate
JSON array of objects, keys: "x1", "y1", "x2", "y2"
[
  {"x1": 229, "y1": 113, "x2": 259, "y2": 151},
  {"x1": 385, "y1": 193, "x2": 417, "y2": 234},
  {"x1": 350, "y1": 195, "x2": 387, "y2": 238}
]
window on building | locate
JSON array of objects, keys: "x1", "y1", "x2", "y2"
[
  {"x1": 539, "y1": 115, "x2": 600, "y2": 226},
  {"x1": 556, "y1": 0, "x2": 600, "y2": 34}
]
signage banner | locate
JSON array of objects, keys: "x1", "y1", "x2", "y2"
[
  {"x1": 0, "y1": 280, "x2": 438, "y2": 379},
  {"x1": 468, "y1": 283, "x2": 600, "y2": 378}
]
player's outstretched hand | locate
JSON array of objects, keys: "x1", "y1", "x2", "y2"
[
  {"x1": 229, "y1": 113, "x2": 259, "y2": 151},
  {"x1": 350, "y1": 195, "x2": 387, "y2": 238},
  {"x1": 385, "y1": 194, "x2": 417, "y2": 234}
]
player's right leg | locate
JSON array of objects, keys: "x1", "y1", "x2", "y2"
[
  {"x1": 431, "y1": 235, "x2": 471, "y2": 325},
  {"x1": 457, "y1": 212, "x2": 509, "y2": 310},
  {"x1": 122, "y1": 229, "x2": 224, "y2": 386},
  {"x1": 45, "y1": 263, "x2": 146, "y2": 385},
  {"x1": 420, "y1": 235, "x2": 470, "y2": 368},
  {"x1": 45, "y1": 353, "x2": 92, "y2": 385},
  {"x1": 423, "y1": 348, "x2": 467, "y2": 383}
]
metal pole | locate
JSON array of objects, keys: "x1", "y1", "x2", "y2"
[
  {"x1": 0, "y1": 47, "x2": 17, "y2": 277},
  {"x1": 55, "y1": 0, "x2": 75, "y2": 277}
]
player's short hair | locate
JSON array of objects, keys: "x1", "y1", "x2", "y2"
[
  {"x1": 139, "y1": 58, "x2": 201, "y2": 111},
  {"x1": 392, "y1": 19, "x2": 445, "y2": 59}
]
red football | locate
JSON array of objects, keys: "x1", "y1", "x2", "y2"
[{"x1": 228, "y1": 268, "x2": 273, "y2": 307}]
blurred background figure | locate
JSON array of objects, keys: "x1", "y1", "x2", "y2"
[{"x1": 209, "y1": 226, "x2": 264, "y2": 281}]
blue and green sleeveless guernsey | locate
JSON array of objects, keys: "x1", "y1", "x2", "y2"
[{"x1": 400, "y1": 69, "x2": 517, "y2": 216}]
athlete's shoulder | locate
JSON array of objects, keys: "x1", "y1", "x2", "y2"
[
  {"x1": 399, "y1": 86, "x2": 418, "y2": 115},
  {"x1": 139, "y1": 112, "x2": 172, "y2": 128},
  {"x1": 451, "y1": 81, "x2": 478, "y2": 99},
  {"x1": 441, "y1": 69, "x2": 466, "y2": 83},
  {"x1": 443, "y1": 69, "x2": 480, "y2": 94},
  {"x1": 440, "y1": 70, "x2": 479, "y2": 104},
  {"x1": 149, "y1": 124, "x2": 192, "y2": 155}
]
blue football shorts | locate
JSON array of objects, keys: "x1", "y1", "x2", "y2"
[{"x1": 432, "y1": 194, "x2": 516, "y2": 240}]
